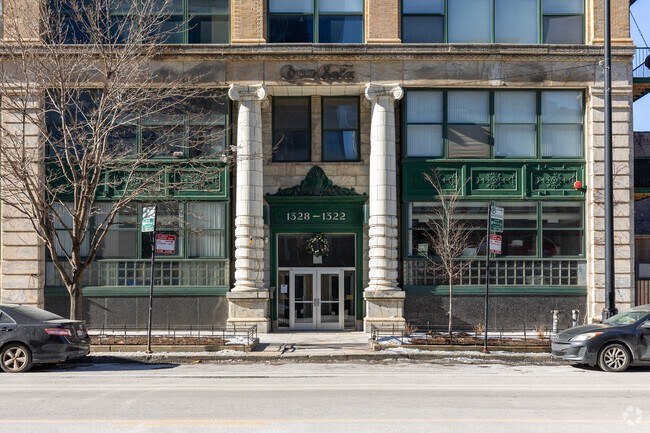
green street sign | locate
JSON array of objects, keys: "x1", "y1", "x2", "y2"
[
  {"x1": 490, "y1": 206, "x2": 504, "y2": 233},
  {"x1": 142, "y1": 206, "x2": 156, "y2": 233}
]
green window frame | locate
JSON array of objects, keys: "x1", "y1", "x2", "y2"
[
  {"x1": 45, "y1": 90, "x2": 229, "y2": 160},
  {"x1": 268, "y1": 0, "x2": 364, "y2": 44},
  {"x1": 401, "y1": 0, "x2": 585, "y2": 44},
  {"x1": 404, "y1": 89, "x2": 584, "y2": 160},
  {"x1": 321, "y1": 96, "x2": 361, "y2": 162},
  {"x1": 405, "y1": 200, "x2": 585, "y2": 259},
  {"x1": 272, "y1": 97, "x2": 312, "y2": 162},
  {"x1": 48, "y1": 201, "x2": 229, "y2": 261},
  {"x1": 51, "y1": 0, "x2": 230, "y2": 44}
]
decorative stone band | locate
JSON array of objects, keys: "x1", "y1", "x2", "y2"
[{"x1": 228, "y1": 83, "x2": 267, "y2": 102}]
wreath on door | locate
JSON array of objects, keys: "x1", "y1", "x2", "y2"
[{"x1": 306, "y1": 233, "x2": 330, "y2": 257}]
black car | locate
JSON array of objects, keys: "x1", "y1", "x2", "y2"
[
  {"x1": 0, "y1": 304, "x2": 90, "y2": 373},
  {"x1": 552, "y1": 305, "x2": 650, "y2": 372}
]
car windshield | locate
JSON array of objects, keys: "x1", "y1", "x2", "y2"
[
  {"x1": 11, "y1": 306, "x2": 64, "y2": 321},
  {"x1": 604, "y1": 310, "x2": 650, "y2": 326}
]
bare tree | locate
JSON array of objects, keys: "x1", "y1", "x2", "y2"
[
  {"x1": 422, "y1": 170, "x2": 481, "y2": 336},
  {"x1": 0, "y1": 0, "x2": 227, "y2": 319}
]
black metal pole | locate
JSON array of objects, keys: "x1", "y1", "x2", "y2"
[
  {"x1": 146, "y1": 207, "x2": 157, "y2": 354},
  {"x1": 483, "y1": 203, "x2": 491, "y2": 353},
  {"x1": 603, "y1": 0, "x2": 617, "y2": 320}
]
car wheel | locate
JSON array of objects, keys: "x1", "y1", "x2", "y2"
[
  {"x1": 1, "y1": 344, "x2": 33, "y2": 373},
  {"x1": 598, "y1": 343, "x2": 631, "y2": 372}
]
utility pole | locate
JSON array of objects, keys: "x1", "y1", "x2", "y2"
[{"x1": 603, "y1": 0, "x2": 617, "y2": 320}]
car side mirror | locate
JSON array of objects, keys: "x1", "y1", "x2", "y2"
[{"x1": 642, "y1": 320, "x2": 650, "y2": 329}]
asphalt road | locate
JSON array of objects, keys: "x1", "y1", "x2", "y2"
[{"x1": 1, "y1": 360, "x2": 649, "y2": 433}]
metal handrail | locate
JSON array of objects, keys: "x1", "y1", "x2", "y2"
[{"x1": 634, "y1": 47, "x2": 650, "y2": 79}]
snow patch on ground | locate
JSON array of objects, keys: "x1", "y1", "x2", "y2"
[
  {"x1": 383, "y1": 347, "x2": 423, "y2": 354},
  {"x1": 91, "y1": 350, "x2": 247, "y2": 357}
]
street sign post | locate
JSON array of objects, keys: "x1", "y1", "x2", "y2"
[
  {"x1": 142, "y1": 206, "x2": 156, "y2": 233},
  {"x1": 489, "y1": 234, "x2": 502, "y2": 254},
  {"x1": 155, "y1": 234, "x2": 176, "y2": 254},
  {"x1": 490, "y1": 206, "x2": 504, "y2": 233},
  {"x1": 142, "y1": 206, "x2": 157, "y2": 354}
]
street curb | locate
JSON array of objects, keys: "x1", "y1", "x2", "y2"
[{"x1": 81, "y1": 351, "x2": 563, "y2": 366}]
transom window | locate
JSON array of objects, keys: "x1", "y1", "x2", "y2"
[
  {"x1": 268, "y1": 0, "x2": 363, "y2": 43},
  {"x1": 52, "y1": 0, "x2": 229, "y2": 44},
  {"x1": 405, "y1": 90, "x2": 584, "y2": 159},
  {"x1": 406, "y1": 200, "x2": 584, "y2": 258},
  {"x1": 403, "y1": 0, "x2": 584, "y2": 44}
]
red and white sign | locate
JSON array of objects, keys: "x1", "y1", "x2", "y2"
[
  {"x1": 489, "y1": 234, "x2": 502, "y2": 254},
  {"x1": 155, "y1": 234, "x2": 176, "y2": 254}
]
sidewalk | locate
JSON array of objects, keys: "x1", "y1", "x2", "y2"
[{"x1": 86, "y1": 331, "x2": 561, "y2": 366}]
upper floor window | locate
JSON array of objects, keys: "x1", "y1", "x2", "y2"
[
  {"x1": 269, "y1": 0, "x2": 363, "y2": 43},
  {"x1": 51, "y1": 0, "x2": 229, "y2": 44},
  {"x1": 405, "y1": 89, "x2": 584, "y2": 159},
  {"x1": 273, "y1": 97, "x2": 311, "y2": 162},
  {"x1": 403, "y1": 0, "x2": 583, "y2": 44},
  {"x1": 322, "y1": 97, "x2": 360, "y2": 161},
  {"x1": 46, "y1": 91, "x2": 228, "y2": 159}
]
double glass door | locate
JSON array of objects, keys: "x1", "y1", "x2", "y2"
[{"x1": 290, "y1": 269, "x2": 344, "y2": 330}]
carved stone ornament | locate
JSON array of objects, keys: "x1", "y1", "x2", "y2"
[
  {"x1": 474, "y1": 171, "x2": 517, "y2": 190},
  {"x1": 268, "y1": 166, "x2": 365, "y2": 197},
  {"x1": 535, "y1": 171, "x2": 577, "y2": 190},
  {"x1": 280, "y1": 65, "x2": 355, "y2": 83},
  {"x1": 228, "y1": 84, "x2": 267, "y2": 102},
  {"x1": 364, "y1": 83, "x2": 404, "y2": 102}
]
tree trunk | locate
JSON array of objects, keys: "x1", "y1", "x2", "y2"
[
  {"x1": 448, "y1": 279, "x2": 453, "y2": 336},
  {"x1": 68, "y1": 279, "x2": 83, "y2": 320}
]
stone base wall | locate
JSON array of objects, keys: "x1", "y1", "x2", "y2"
[
  {"x1": 405, "y1": 294, "x2": 588, "y2": 331},
  {"x1": 45, "y1": 295, "x2": 228, "y2": 329}
]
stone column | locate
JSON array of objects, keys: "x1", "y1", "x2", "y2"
[
  {"x1": 227, "y1": 84, "x2": 270, "y2": 333},
  {"x1": 363, "y1": 83, "x2": 405, "y2": 332}
]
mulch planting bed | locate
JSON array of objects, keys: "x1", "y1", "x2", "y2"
[
  {"x1": 91, "y1": 336, "x2": 228, "y2": 345},
  {"x1": 409, "y1": 332, "x2": 550, "y2": 347}
]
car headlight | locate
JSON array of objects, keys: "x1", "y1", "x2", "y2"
[{"x1": 570, "y1": 332, "x2": 603, "y2": 342}]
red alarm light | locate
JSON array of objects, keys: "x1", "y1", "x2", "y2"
[{"x1": 574, "y1": 181, "x2": 583, "y2": 190}]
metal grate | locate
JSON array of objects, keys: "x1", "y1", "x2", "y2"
[{"x1": 634, "y1": 47, "x2": 650, "y2": 79}]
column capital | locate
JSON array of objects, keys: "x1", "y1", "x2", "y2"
[
  {"x1": 228, "y1": 84, "x2": 267, "y2": 102},
  {"x1": 364, "y1": 83, "x2": 403, "y2": 102}
]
